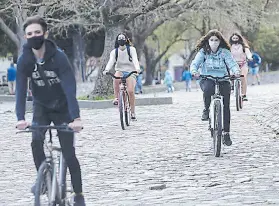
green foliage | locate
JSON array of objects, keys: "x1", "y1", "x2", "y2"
[
  {"x1": 77, "y1": 95, "x2": 114, "y2": 101},
  {"x1": 253, "y1": 26, "x2": 279, "y2": 63}
]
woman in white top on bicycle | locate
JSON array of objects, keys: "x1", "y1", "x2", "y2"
[{"x1": 103, "y1": 33, "x2": 141, "y2": 120}]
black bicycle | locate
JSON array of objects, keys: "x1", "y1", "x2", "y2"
[
  {"x1": 17, "y1": 125, "x2": 75, "y2": 206},
  {"x1": 106, "y1": 71, "x2": 137, "y2": 130},
  {"x1": 200, "y1": 75, "x2": 237, "y2": 157}
]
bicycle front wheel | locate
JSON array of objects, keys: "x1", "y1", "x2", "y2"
[
  {"x1": 34, "y1": 161, "x2": 53, "y2": 206},
  {"x1": 124, "y1": 91, "x2": 131, "y2": 126},
  {"x1": 235, "y1": 80, "x2": 242, "y2": 111},
  {"x1": 213, "y1": 101, "x2": 222, "y2": 157},
  {"x1": 238, "y1": 81, "x2": 243, "y2": 109},
  {"x1": 119, "y1": 91, "x2": 126, "y2": 130}
]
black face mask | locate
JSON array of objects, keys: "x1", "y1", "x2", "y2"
[
  {"x1": 27, "y1": 35, "x2": 45, "y2": 50},
  {"x1": 231, "y1": 40, "x2": 239, "y2": 44},
  {"x1": 118, "y1": 39, "x2": 126, "y2": 46}
]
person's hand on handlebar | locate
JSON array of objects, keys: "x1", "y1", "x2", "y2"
[
  {"x1": 16, "y1": 120, "x2": 30, "y2": 130},
  {"x1": 192, "y1": 72, "x2": 200, "y2": 78},
  {"x1": 69, "y1": 118, "x2": 83, "y2": 132}
]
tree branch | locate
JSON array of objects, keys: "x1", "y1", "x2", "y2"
[{"x1": 0, "y1": 17, "x2": 19, "y2": 48}]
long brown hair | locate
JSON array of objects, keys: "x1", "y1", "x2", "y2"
[
  {"x1": 196, "y1": 29, "x2": 230, "y2": 54},
  {"x1": 229, "y1": 32, "x2": 250, "y2": 48}
]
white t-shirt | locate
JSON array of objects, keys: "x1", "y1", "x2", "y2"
[
  {"x1": 231, "y1": 44, "x2": 252, "y2": 63},
  {"x1": 104, "y1": 46, "x2": 140, "y2": 72}
]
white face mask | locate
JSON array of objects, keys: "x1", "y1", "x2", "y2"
[{"x1": 208, "y1": 36, "x2": 220, "y2": 52}]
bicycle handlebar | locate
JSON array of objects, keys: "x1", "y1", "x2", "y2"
[
  {"x1": 199, "y1": 74, "x2": 244, "y2": 80},
  {"x1": 16, "y1": 124, "x2": 75, "y2": 134},
  {"x1": 106, "y1": 71, "x2": 138, "y2": 79}
]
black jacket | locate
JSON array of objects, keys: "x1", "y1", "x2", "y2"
[{"x1": 16, "y1": 39, "x2": 80, "y2": 121}]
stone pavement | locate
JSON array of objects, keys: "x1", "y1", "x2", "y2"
[{"x1": 1, "y1": 83, "x2": 279, "y2": 206}]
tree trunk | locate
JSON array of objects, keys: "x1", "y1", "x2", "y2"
[
  {"x1": 72, "y1": 27, "x2": 86, "y2": 82},
  {"x1": 91, "y1": 26, "x2": 123, "y2": 97},
  {"x1": 186, "y1": 49, "x2": 197, "y2": 65},
  {"x1": 133, "y1": 35, "x2": 145, "y2": 58},
  {"x1": 143, "y1": 44, "x2": 156, "y2": 86}
]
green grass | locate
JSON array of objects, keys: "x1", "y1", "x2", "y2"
[{"x1": 77, "y1": 95, "x2": 114, "y2": 101}]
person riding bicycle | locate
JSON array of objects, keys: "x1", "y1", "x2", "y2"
[
  {"x1": 102, "y1": 33, "x2": 141, "y2": 120},
  {"x1": 15, "y1": 15, "x2": 85, "y2": 206},
  {"x1": 229, "y1": 32, "x2": 253, "y2": 101},
  {"x1": 190, "y1": 29, "x2": 240, "y2": 146}
]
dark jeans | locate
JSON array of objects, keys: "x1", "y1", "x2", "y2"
[
  {"x1": 31, "y1": 103, "x2": 82, "y2": 194},
  {"x1": 200, "y1": 79, "x2": 231, "y2": 132}
]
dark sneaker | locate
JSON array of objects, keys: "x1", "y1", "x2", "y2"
[
  {"x1": 74, "y1": 193, "x2": 86, "y2": 206},
  {"x1": 223, "y1": 133, "x2": 232, "y2": 146},
  {"x1": 201, "y1": 109, "x2": 209, "y2": 121},
  {"x1": 258, "y1": 81, "x2": 261, "y2": 85},
  {"x1": 242, "y1": 95, "x2": 248, "y2": 101},
  {"x1": 131, "y1": 113, "x2": 137, "y2": 121}
]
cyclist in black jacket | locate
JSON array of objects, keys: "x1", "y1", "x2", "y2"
[{"x1": 15, "y1": 15, "x2": 85, "y2": 206}]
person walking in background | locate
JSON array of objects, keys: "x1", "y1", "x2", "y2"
[
  {"x1": 164, "y1": 70, "x2": 173, "y2": 93},
  {"x1": 7, "y1": 63, "x2": 17, "y2": 95},
  {"x1": 135, "y1": 64, "x2": 144, "y2": 94},
  {"x1": 248, "y1": 52, "x2": 261, "y2": 85},
  {"x1": 182, "y1": 65, "x2": 192, "y2": 92}
]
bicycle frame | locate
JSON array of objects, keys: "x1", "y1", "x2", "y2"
[
  {"x1": 209, "y1": 81, "x2": 224, "y2": 132},
  {"x1": 106, "y1": 71, "x2": 137, "y2": 110},
  {"x1": 17, "y1": 125, "x2": 74, "y2": 205},
  {"x1": 199, "y1": 75, "x2": 232, "y2": 132},
  {"x1": 38, "y1": 128, "x2": 70, "y2": 204}
]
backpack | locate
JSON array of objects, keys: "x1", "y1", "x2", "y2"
[{"x1": 115, "y1": 45, "x2": 132, "y2": 62}]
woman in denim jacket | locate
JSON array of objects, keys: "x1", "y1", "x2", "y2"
[{"x1": 190, "y1": 29, "x2": 240, "y2": 146}]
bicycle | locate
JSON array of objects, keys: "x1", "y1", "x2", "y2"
[
  {"x1": 17, "y1": 124, "x2": 75, "y2": 206},
  {"x1": 199, "y1": 75, "x2": 236, "y2": 157},
  {"x1": 106, "y1": 71, "x2": 138, "y2": 130},
  {"x1": 233, "y1": 75, "x2": 244, "y2": 111}
]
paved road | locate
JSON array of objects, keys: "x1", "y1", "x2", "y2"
[{"x1": 1, "y1": 84, "x2": 279, "y2": 206}]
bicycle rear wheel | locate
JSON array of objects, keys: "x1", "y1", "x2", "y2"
[
  {"x1": 119, "y1": 91, "x2": 126, "y2": 130},
  {"x1": 124, "y1": 91, "x2": 131, "y2": 126},
  {"x1": 34, "y1": 161, "x2": 53, "y2": 206},
  {"x1": 213, "y1": 101, "x2": 222, "y2": 157}
]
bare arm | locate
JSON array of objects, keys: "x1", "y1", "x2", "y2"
[{"x1": 245, "y1": 48, "x2": 253, "y2": 60}]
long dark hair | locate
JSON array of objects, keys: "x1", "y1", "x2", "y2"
[
  {"x1": 196, "y1": 29, "x2": 230, "y2": 54},
  {"x1": 114, "y1": 33, "x2": 132, "y2": 48},
  {"x1": 229, "y1": 32, "x2": 250, "y2": 48}
]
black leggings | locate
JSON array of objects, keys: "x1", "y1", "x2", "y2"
[
  {"x1": 31, "y1": 104, "x2": 82, "y2": 194},
  {"x1": 200, "y1": 79, "x2": 231, "y2": 132}
]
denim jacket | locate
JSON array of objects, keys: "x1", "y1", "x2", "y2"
[{"x1": 190, "y1": 48, "x2": 240, "y2": 78}]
